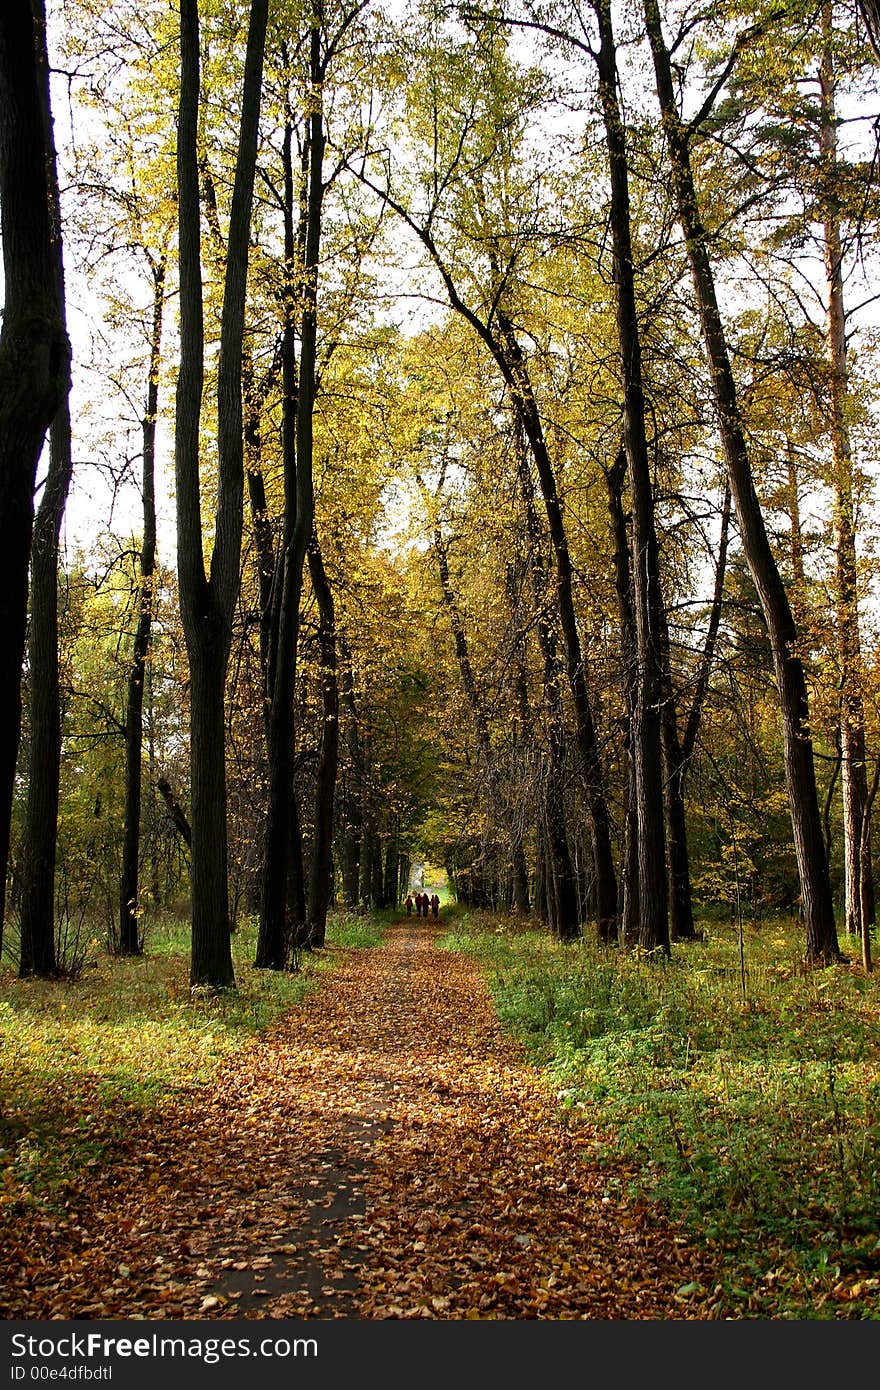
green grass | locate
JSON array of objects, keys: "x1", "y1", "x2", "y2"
[
  {"x1": 0, "y1": 908, "x2": 383, "y2": 1217},
  {"x1": 441, "y1": 911, "x2": 880, "y2": 1320}
]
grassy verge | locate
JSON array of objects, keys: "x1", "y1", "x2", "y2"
[
  {"x1": 0, "y1": 908, "x2": 384, "y2": 1217},
  {"x1": 441, "y1": 911, "x2": 880, "y2": 1319}
]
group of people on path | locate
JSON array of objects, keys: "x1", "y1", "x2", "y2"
[{"x1": 405, "y1": 891, "x2": 440, "y2": 919}]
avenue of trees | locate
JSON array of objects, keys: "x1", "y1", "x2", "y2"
[{"x1": 2, "y1": 0, "x2": 880, "y2": 986}]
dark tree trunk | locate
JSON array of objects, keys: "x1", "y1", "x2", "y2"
[
  {"x1": 17, "y1": 0, "x2": 76, "y2": 978},
  {"x1": 595, "y1": 0, "x2": 668, "y2": 953},
  {"x1": 18, "y1": 397, "x2": 72, "y2": 977},
  {"x1": 514, "y1": 445, "x2": 579, "y2": 937},
  {"x1": 605, "y1": 450, "x2": 641, "y2": 949},
  {"x1": 305, "y1": 528, "x2": 339, "y2": 948},
  {"x1": 383, "y1": 817, "x2": 399, "y2": 911},
  {"x1": 495, "y1": 314, "x2": 617, "y2": 940},
  {"x1": 175, "y1": 0, "x2": 268, "y2": 987},
  {"x1": 658, "y1": 483, "x2": 730, "y2": 941},
  {"x1": 505, "y1": 559, "x2": 535, "y2": 920},
  {"x1": 644, "y1": 0, "x2": 839, "y2": 963},
  {"x1": 338, "y1": 637, "x2": 363, "y2": 908},
  {"x1": 0, "y1": 0, "x2": 70, "y2": 947},
  {"x1": 429, "y1": 494, "x2": 532, "y2": 919},
  {"x1": 243, "y1": 349, "x2": 278, "y2": 732},
  {"x1": 286, "y1": 785, "x2": 307, "y2": 938},
  {"x1": 118, "y1": 254, "x2": 166, "y2": 956},
  {"x1": 820, "y1": 15, "x2": 874, "y2": 947},
  {"x1": 258, "y1": 22, "x2": 324, "y2": 968},
  {"x1": 157, "y1": 776, "x2": 192, "y2": 848},
  {"x1": 370, "y1": 830, "x2": 384, "y2": 908}
]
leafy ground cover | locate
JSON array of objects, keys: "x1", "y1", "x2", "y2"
[
  {"x1": 0, "y1": 911, "x2": 383, "y2": 1223},
  {"x1": 440, "y1": 911, "x2": 880, "y2": 1318}
]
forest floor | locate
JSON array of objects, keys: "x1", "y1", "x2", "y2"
[{"x1": 0, "y1": 916, "x2": 721, "y2": 1320}]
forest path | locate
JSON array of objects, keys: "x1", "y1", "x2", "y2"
[{"x1": 10, "y1": 918, "x2": 719, "y2": 1319}]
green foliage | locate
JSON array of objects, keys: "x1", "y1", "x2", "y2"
[{"x1": 444, "y1": 912, "x2": 880, "y2": 1319}]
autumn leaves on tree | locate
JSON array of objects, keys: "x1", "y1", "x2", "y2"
[{"x1": 1, "y1": 0, "x2": 879, "y2": 984}]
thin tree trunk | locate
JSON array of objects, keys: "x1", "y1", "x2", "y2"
[
  {"x1": 370, "y1": 829, "x2": 384, "y2": 907},
  {"x1": 0, "y1": 0, "x2": 70, "y2": 948},
  {"x1": 428, "y1": 493, "x2": 532, "y2": 922},
  {"x1": 820, "y1": 8, "x2": 874, "y2": 943},
  {"x1": 514, "y1": 438, "x2": 579, "y2": 937},
  {"x1": 305, "y1": 527, "x2": 339, "y2": 948},
  {"x1": 644, "y1": 0, "x2": 839, "y2": 962},
  {"x1": 338, "y1": 635, "x2": 363, "y2": 907},
  {"x1": 495, "y1": 312, "x2": 618, "y2": 939},
  {"x1": 118, "y1": 253, "x2": 166, "y2": 955},
  {"x1": 594, "y1": 0, "x2": 668, "y2": 953},
  {"x1": 605, "y1": 449, "x2": 641, "y2": 948},
  {"x1": 661, "y1": 482, "x2": 731, "y2": 941}
]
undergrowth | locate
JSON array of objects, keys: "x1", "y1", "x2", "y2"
[
  {"x1": 441, "y1": 911, "x2": 880, "y2": 1320},
  {"x1": 0, "y1": 909, "x2": 382, "y2": 1216}
]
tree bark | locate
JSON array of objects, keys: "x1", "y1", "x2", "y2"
[
  {"x1": 305, "y1": 527, "x2": 339, "y2": 948},
  {"x1": 820, "y1": 9, "x2": 874, "y2": 946},
  {"x1": 605, "y1": 449, "x2": 641, "y2": 948},
  {"x1": 118, "y1": 254, "x2": 166, "y2": 955},
  {"x1": 644, "y1": 0, "x2": 839, "y2": 962},
  {"x1": 428, "y1": 488, "x2": 532, "y2": 922},
  {"x1": 175, "y1": 0, "x2": 268, "y2": 988},
  {"x1": 338, "y1": 635, "x2": 363, "y2": 908},
  {"x1": 0, "y1": 0, "x2": 71, "y2": 947},
  {"x1": 17, "y1": 0, "x2": 76, "y2": 978},
  {"x1": 258, "y1": 19, "x2": 324, "y2": 967},
  {"x1": 594, "y1": 0, "x2": 668, "y2": 952},
  {"x1": 514, "y1": 438, "x2": 579, "y2": 937},
  {"x1": 495, "y1": 312, "x2": 618, "y2": 940}
]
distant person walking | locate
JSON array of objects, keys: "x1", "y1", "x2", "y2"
[
  {"x1": 414, "y1": 893, "x2": 423, "y2": 918},
  {"x1": 405, "y1": 894, "x2": 414, "y2": 916},
  {"x1": 430, "y1": 893, "x2": 440, "y2": 919}
]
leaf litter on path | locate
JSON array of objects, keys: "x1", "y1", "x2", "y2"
[{"x1": 1, "y1": 921, "x2": 719, "y2": 1319}]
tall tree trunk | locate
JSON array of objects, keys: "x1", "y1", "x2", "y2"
[
  {"x1": 0, "y1": 0, "x2": 71, "y2": 947},
  {"x1": 661, "y1": 482, "x2": 731, "y2": 941},
  {"x1": 118, "y1": 254, "x2": 166, "y2": 956},
  {"x1": 338, "y1": 635, "x2": 363, "y2": 908},
  {"x1": 658, "y1": 603, "x2": 695, "y2": 942},
  {"x1": 644, "y1": 0, "x2": 839, "y2": 963},
  {"x1": 175, "y1": 0, "x2": 268, "y2": 988},
  {"x1": 370, "y1": 829, "x2": 384, "y2": 908},
  {"x1": 594, "y1": 0, "x2": 668, "y2": 953},
  {"x1": 17, "y1": 0, "x2": 75, "y2": 977},
  {"x1": 514, "y1": 439, "x2": 579, "y2": 937},
  {"x1": 495, "y1": 313, "x2": 618, "y2": 940},
  {"x1": 258, "y1": 21, "x2": 324, "y2": 967},
  {"x1": 383, "y1": 824, "x2": 399, "y2": 911},
  {"x1": 243, "y1": 348, "x2": 278, "y2": 732},
  {"x1": 428, "y1": 493, "x2": 532, "y2": 922},
  {"x1": 820, "y1": 8, "x2": 874, "y2": 951},
  {"x1": 18, "y1": 392, "x2": 72, "y2": 977},
  {"x1": 305, "y1": 527, "x2": 339, "y2": 948},
  {"x1": 605, "y1": 449, "x2": 641, "y2": 948}
]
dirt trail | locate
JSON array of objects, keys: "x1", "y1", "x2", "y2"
[{"x1": 7, "y1": 920, "x2": 718, "y2": 1319}]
